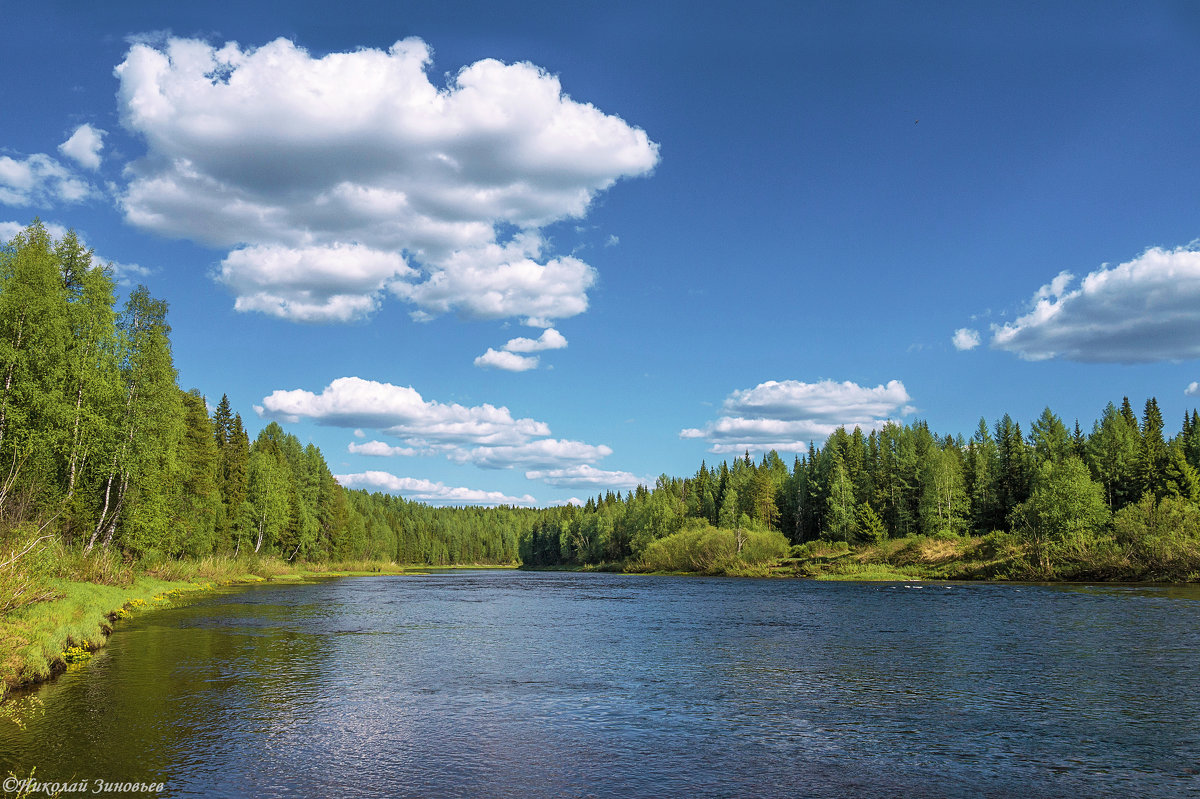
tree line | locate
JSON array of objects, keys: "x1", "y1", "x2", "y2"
[
  {"x1": 6, "y1": 220, "x2": 1200, "y2": 576},
  {"x1": 521, "y1": 393, "x2": 1200, "y2": 574},
  {"x1": 0, "y1": 221, "x2": 526, "y2": 565}
]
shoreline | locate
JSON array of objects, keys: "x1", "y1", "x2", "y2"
[{"x1": 0, "y1": 560, "x2": 516, "y2": 700}]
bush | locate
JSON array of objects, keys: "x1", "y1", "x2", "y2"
[
  {"x1": 638, "y1": 523, "x2": 789, "y2": 574},
  {"x1": 789, "y1": 540, "x2": 849, "y2": 559},
  {"x1": 1113, "y1": 494, "x2": 1200, "y2": 576}
]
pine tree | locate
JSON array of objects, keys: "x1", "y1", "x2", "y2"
[
  {"x1": 1139, "y1": 397, "x2": 1167, "y2": 499},
  {"x1": 965, "y1": 418, "x2": 1001, "y2": 532}
]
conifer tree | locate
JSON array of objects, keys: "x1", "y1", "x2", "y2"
[{"x1": 1139, "y1": 397, "x2": 1167, "y2": 499}]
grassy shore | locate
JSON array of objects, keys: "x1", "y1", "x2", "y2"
[
  {"x1": 0, "y1": 548, "x2": 491, "y2": 699},
  {"x1": 541, "y1": 531, "x2": 1200, "y2": 582},
  {"x1": 768, "y1": 533, "x2": 1200, "y2": 582}
]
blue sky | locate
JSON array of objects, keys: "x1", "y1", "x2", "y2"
[{"x1": 4, "y1": 1, "x2": 1200, "y2": 505}]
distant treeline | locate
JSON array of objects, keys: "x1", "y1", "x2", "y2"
[
  {"x1": 5, "y1": 220, "x2": 1200, "y2": 577},
  {"x1": 522, "y1": 396, "x2": 1200, "y2": 574},
  {"x1": 0, "y1": 221, "x2": 528, "y2": 565}
]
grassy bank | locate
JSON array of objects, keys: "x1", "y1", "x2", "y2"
[
  {"x1": 538, "y1": 530, "x2": 1200, "y2": 582},
  {"x1": 770, "y1": 533, "x2": 1200, "y2": 582},
  {"x1": 0, "y1": 543, "x2": 436, "y2": 699}
]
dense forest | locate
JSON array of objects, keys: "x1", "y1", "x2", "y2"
[
  {"x1": 524, "y1": 396, "x2": 1200, "y2": 576},
  {"x1": 4, "y1": 220, "x2": 1200, "y2": 580},
  {"x1": 0, "y1": 221, "x2": 529, "y2": 567}
]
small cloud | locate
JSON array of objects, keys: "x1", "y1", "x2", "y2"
[
  {"x1": 605, "y1": 234, "x2": 619, "y2": 247},
  {"x1": 1186, "y1": 382, "x2": 1200, "y2": 397},
  {"x1": 474, "y1": 348, "x2": 539, "y2": 372},
  {"x1": 0, "y1": 153, "x2": 96, "y2": 206},
  {"x1": 348, "y1": 440, "x2": 419, "y2": 457},
  {"x1": 502, "y1": 328, "x2": 567, "y2": 354},
  {"x1": 58, "y1": 124, "x2": 106, "y2": 171},
  {"x1": 952, "y1": 328, "x2": 981, "y2": 351}
]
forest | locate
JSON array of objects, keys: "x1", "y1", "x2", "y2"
[
  {"x1": 3, "y1": 220, "x2": 1200, "y2": 585},
  {"x1": 0, "y1": 221, "x2": 529, "y2": 574}
]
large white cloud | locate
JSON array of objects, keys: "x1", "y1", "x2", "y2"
[
  {"x1": 0, "y1": 153, "x2": 95, "y2": 206},
  {"x1": 58, "y1": 124, "x2": 106, "y2": 171},
  {"x1": 991, "y1": 246, "x2": 1200, "y2": 363},
  {"x1": 115, "y1": 36, "x2": 658, "y2": 323},
  {"x1": 264, "y1": 377, "x2": 623, "y2": 481},
  {"x1": 335, "y1": 471, "x2": 536, "y2": 506},
  {"x1": 681, "y1": 379, "x2": 914, "y2": 454}
]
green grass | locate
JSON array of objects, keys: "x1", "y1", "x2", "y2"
[
  {"x1": 0, "y1": 575, "x2": 213, "y2": 695},
  {"x1": 0, "y1": 550, "x2": 438, "y2": 699}
]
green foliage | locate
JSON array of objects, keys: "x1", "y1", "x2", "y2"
[
  {"x1": 1112, "y1": 494, "x2": 1200, "y2": 577},
  {"x1": 636, "y1": 522, "x2": 788, "y2": 574},
  {"x1": 1010, "y1": 457, "x2": 1111, "y2": 572},
  {"x1": 8, "y1": 221, "x2": 1200, "y2": 583}
]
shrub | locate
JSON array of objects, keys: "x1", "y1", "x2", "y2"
[{"x1": 638, "y1": 523, "x2": 788, "y2": 574}]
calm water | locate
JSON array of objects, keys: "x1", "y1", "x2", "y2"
[{"x1": 2, "y1": 571, "x2": 1199, "y2": 798}]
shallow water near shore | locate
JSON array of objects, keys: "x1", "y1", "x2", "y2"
[{"x1": 2, "y1": 570, "x2": 1199, "y2": 798}]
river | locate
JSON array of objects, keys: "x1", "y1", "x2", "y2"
[{"x1": 1, "y1": 571, "x2": 1198, "y2": 797}]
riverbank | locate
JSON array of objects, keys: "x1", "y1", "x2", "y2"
[
  {"x1": 767, "y1": 534, "x2": 1200, "y2": 582},
  {"x1": 544, "y1": 532, "x2": 1200, "y2": 583},
  {"x1": 0, "y1": 553, "x2": 469, "y2": 699}
]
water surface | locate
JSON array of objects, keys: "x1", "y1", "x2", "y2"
[{"x1": 2, "y1": 571, "x2": 1198, "y2": 797}]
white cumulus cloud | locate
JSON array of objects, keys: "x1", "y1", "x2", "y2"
[
  {"x1": 348, "y1": 440, "x2": 421, "y2": 457},
  {"x1": 114, "y1": 36, "x2": 658, "y2": 324},
  {"x1": 474, "y1": 326, "x2": 568, "y2": 372},
  {"x1": 502, "y1": 327, "x2": 567, "y2": 353},
  {"x1": 267, "y1": 377, "x2": 621, "y2": 478},
  {"x1": 681, "y1": 379, "x2": 914, "y2": 454},
  {"x1": 259, "y1": 376, "x2": 549, "y2": 446},
  {"x1": 952, "y1": 327, "x2": 981, "y2": 351},
  {"x1": 451, "y1": 439, "x2": 612, "y2": 470},
  {"x1": 58, "y1": 124, "x2": 106, "y2": 171},
  {"x1": 1186, "y1": 382, "x2": 1200, "y2": 398},
  {"x1": 474, "y1": 348, "x2": 539, "y2": 372},
  {"x1": 523, "y1": 464, "x2": 649, "y2": 490},
  {"x1": 992, "y1": 245, "x2": 1200, "y2": 363},
  {"x1": 0, "y1": 153, "x2": 95, "y2": 206},
  {"x1": 335, "y1": 471, "x2": 536, "y2": 506},
  {"x1": 218, "y1": 243, "x2": 415, "y2": 323}
]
